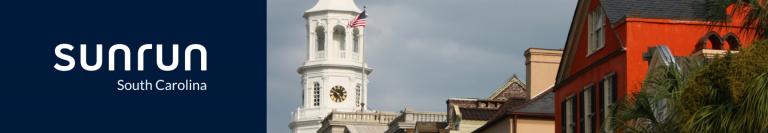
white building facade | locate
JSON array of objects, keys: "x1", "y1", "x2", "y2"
[{"x1": 289, "y1": 0, "x2": 371, "y2": 133}]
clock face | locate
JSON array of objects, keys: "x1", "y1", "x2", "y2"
[{"x1": 330, "y1": 86, "x2": 347, "y2": 103}]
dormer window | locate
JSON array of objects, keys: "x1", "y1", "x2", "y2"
[{"x1": 588, "y1": 6, "x2": 605, "y2": 56}]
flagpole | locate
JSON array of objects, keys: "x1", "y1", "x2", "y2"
[{"x1": 360, "y1": 6, "x2": 367, "y2": 112}]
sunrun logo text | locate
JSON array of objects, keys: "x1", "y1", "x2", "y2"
[
  {"x1": 54, "y1": 44, "x2": 207, "y2": 71},
  {"x1": 53, "y1": 43, "x2": 208, "y2": 92}
]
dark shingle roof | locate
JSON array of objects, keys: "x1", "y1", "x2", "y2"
[
  {"x1": 458, "y1": 108, "x2": 498, "y2": 120},
  {"x1": 513, "y1": 92, "x2": 554, "y2": 114},
  {"x1": 601, "y1": 0, "x2": 711, "y2": 24}
]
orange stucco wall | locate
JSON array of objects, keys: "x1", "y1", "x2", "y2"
[
  {"x1": 624, "y1": 18, "x2": 756, "y2": 93},
  {"x1": 555, "y1": 2, "x2": 758, "y2": 133}
]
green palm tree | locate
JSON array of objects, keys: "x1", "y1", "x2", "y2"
[
  {"x1": 708, "y1": 0, "x2": 768, "y2": 39},
  {"x1": 609, "y1": 41, "x2": 768, "y2": 133},
  {"x1": 608, "y1": 63, "x2": 687, "y2": 133}
]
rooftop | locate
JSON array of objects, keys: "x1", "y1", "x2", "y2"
[{"x1": 601, "y1": 0, "x2": 710, "y2": 24}]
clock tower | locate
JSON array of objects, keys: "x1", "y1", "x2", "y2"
[{"x1": 289, "y1": 0, "x2": 371, "y2": 133}]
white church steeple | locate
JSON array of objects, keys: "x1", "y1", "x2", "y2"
[{"x1": 290, "y1": 0, "x2": 370, "y2": 133}]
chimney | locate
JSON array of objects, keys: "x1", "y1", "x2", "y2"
[{"x1": 524, "y1": 48, "x2": 563, "y2": 98}]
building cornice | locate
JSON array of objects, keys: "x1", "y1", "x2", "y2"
[{"x1": 297, "y1": 64, "x2": 373, "y2": 74}]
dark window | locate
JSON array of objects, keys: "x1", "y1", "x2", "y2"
[
  {"x1": 571, "y1": 97, "x2": 577, "y2": 133},
  {"x1": 333, "y1": 26, "x2": 346, "y2": 51},
  {"x1": 316, "y1": 27, "x2": 325, "y2": 51},
  {"x1": 598, "y1": 79, "x2": 604, "y2": 131},
  {"x1": 600, "y1": 73, "x2": 618, "y2": 133},
  {"x1": 355, "y1": 84, "x2": 361, "y2": 107},
  {"x1": 709, "y1": 34, "x2": 723, "y2": 50},
  {"x1": 582, "y1": 86, "x2": 595, "y2": 133},
  {"x1": 578, "y1": 93, "x2": 584, "y2": 133},
  {"x1": 561, "y1": 101, "x2": 567, "y2": 133},
  {"x1": 313, "y1": 82, "x2": 321, "y2": 106},
  {"x1": 564, "y1": 96, "x2": 577, "y2": 133},
  {"x1": 353, "y1": 29, "x2": 360, "y2": 53},
  {"x1": 725, "y1": 35, "x2": 740, "y2": 50},
  {"x1": 611, "y1": 75, "x2": 617, "y2": 102}
]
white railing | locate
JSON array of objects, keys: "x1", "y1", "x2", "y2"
[
  {"x1": 387, "y1": 111, "x2": 447, "y2": 131},
  {"x1": 316, "y1": 51, "x2": 325, "y2": 59},
  {"x1": 351, "y1": 52, "x2": 359, "y2": 61},
  {"x1": 692, "y1": 49, "x2": 738, "y2": 59},
  {"x1": 294, "y1": 108, "x2": 322, "y2": 121},
  {"x1": 322, "y1": 111, "x2": 399, "y2": 126},
  {"x1": 339, "y1": 51, "x2": 346, "y2": 59}
]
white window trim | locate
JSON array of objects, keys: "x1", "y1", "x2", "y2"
[
  {"x1": 587, "y1": 6, "x2": 605, "y2": 56},
  {"x1": 602, "y1": 72, "x2": 616, "y2": 133},
  {"x1": 565, "y1": 95, "x2": 576, "y2": 133},
  {"x1": 582, "y1": 84, "x2": 594, "y2": 133}
]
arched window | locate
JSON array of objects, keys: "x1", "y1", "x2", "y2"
[
  {"x1": 696, "y1": 32, "x2": 724, "y2": 50},
  {"x1": 313, "y1": 82, "x2": 320, "y2": 107},
  {"x1": 316, "y1": 27, "x2": 325, "y2": 51},
  {"x1": 334, "y1": 26, "x2": 346, "y2": 50},
  {"x1": 355, "y1": 84, "x2": 361, "y2": 107},
  {"x1": 724, "y1": 33, "x2": 741, "y2": 50},
  {"x1": 353, "y1": 29, "x2": 360, "y2": 53},
  {"x1": 333, "y1": 26, "x2": 346, "y2": 58},
  {"x1": 709, "y1": 35, "x2": 723, "y2": 50}
]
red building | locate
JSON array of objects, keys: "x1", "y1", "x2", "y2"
[{"x1": 553, "y1": 0, "x2": 758, "y2": 133}]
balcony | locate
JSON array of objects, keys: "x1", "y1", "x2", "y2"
[{"x1": 692, "y1": 49, "x2": 738, "y2": 59}]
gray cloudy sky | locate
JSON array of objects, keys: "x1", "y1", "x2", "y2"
[{"x1": 267, "y1": 0, "x2": 576, "y2": 132}]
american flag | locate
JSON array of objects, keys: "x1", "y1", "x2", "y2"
[{"x1": 348, "y1": 9, "x2": 367, "y2": 28}]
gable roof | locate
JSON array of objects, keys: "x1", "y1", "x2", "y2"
[
  {"x1": 556, "y1": 0, "x2": 713, "y2": 88},
  {"x1": 487, "y1": 75, "x2": 528, "y2": 100},
  {"x1": 601, "y1": 0, "x2": 711, "y2": 24},
  {"x1": 472, "y1": 88, "x2": 555, "y2": 133},
  {"x1": 555, "y1": 0, "x2": 590, "y2": 84}
]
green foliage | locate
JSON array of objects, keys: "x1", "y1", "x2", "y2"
[
  {"x1": 728, "y1": 39, "x2": 768, "y2": 98},
  {"x1": 708, "y1": 0, "x2": 768, "y2": 39},
  {"x1": 609, "y1": 64, "x2": 686, "y2": 133},
  {"x1": 609, "y1": 40, "x2": 768, "y2": 133}
]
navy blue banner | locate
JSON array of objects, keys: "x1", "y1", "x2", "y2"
[{"x1": 0, "y1": 1, "x2": 265, "y2": 132}]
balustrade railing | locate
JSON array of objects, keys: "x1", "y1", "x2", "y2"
[
  {"x1": 321, "y1": 111, "x2": 399, "y2": 126},
  {"x1": 387, "y1": 111, "x2": 447, "y2": 129},
  {"x1": 351, "y1": 52, "x2": 359, "y2": 61},
  {"x1": 316, "y1": 51, "x2": 325, "y2": 59}
]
